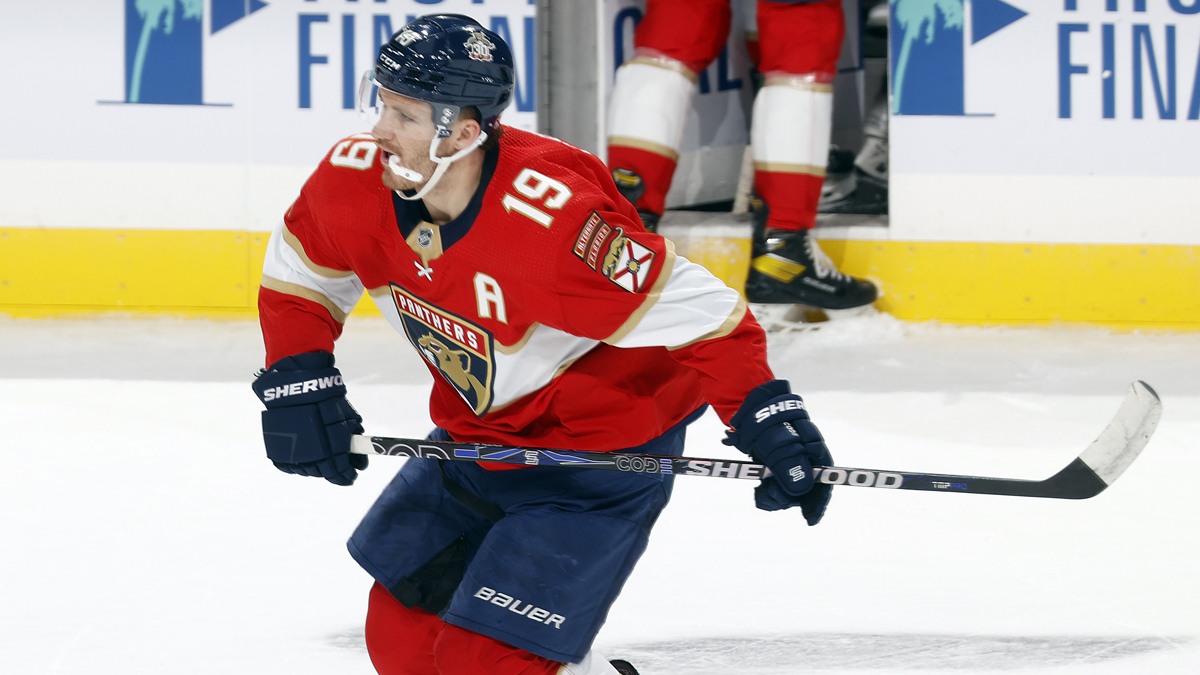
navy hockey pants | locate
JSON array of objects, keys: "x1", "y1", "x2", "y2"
[{"x1": 347, "y1": 411, "x2": 700, "y2": 663}]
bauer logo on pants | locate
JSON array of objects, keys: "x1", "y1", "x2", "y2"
[{"x1": 474, "y1": 587, "x2": 566, "y2": 629}]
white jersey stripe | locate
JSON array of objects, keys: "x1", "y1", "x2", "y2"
[
  {"x1": 603, "y1": 242, "x2": 678, "y2": 345},
  {"x1": 282, "y1": 225, "x2": 356, "y2": 278},
  {"x1": 262, "y1": 220, "x2": 365, "y2": 321},
  {"x1": 611, "y1": 255, "x2": 743, "y2": 350},
  {"x1": 668, "y1": 296, "x2": 748, "y2": 351}
]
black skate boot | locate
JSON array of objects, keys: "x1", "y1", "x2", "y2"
[
  {"x1": 818, "y1": 169, "x2": 888, "y2": 215},
  {"x1": 611, "y1": 168, "x2": 661, "y2": 233},
  {"x1": 745, "y1": 198, "x2": 878, "y2": 309},
  {"x1": 609, "y1": 659, "x2": 641, "y2": 675}
]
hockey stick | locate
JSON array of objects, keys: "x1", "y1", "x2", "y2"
[{"x1": 350, "y1": 381, "x2": 1161, "y2": 500}]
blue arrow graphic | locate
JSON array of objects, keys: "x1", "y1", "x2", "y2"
[
  {"x1": 212, "y1": 0, "x2": 269, "y2": 35},
  {"x1": 972, "y1": 0, "x2": 1027, "y2": 44}
]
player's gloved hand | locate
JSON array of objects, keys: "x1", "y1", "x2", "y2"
[
  {"x1": 251, "y1": 351, "x2": 367, "y2": 486},
  {"x1": 722, "y1": 380, "x2": 833, "y2": 525}
]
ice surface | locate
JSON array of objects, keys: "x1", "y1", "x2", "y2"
[{"x1": 1, "y1": 314, "x2": 1197, "y2": 674}]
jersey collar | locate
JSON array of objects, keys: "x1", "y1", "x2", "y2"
[{"x1": 392, "y1": 142, "x2": 500, "y2": 251}]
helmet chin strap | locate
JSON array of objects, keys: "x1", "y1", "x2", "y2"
[{"x1": 393, "y1": 129, "x2": 488, "y2": 202}]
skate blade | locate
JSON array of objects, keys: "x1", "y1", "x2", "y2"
[
  {"x1": 749, "y1": 303, "x2": 827, "y2": 332},
  {"x1": 749, "y1": 303, "x2": 878, "y2": 333}
]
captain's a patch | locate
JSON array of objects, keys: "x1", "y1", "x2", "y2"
[{"x1": 573, "y1": 212, "x2": 655, "y2": 293}]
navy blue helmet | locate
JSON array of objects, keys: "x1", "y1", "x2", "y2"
[{"x1": 373, "y1": 15, "x2": 515, "y2": 133}]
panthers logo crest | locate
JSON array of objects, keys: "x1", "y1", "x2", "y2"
[
  {"x1": 416, "y1": 334, "x2": 489, "y2": 409},
  {"x1": 391, "y1": 284, "x2": 495, "y2": 415}
]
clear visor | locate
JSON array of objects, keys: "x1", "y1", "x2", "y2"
[{"x1": 357, "y1": 70, "x2": 456, "y2": 141}]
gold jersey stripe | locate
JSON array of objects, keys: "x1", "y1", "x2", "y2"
[
  {"x1": 753, "y1": 161, "x2": 827, "y2": 177},
  {"x1": 603, "y1": 240, "x2": 679, "y2": 345},
  {"x1": 607, "y1": 136, "x2": 681, "y2": 162},
  {"x1": 668, "y1": 296, "x2": 749, "y2": 351},
  {"x1": 494, "y1": 323, "x2": 540, "y2": 356},
  {"x1": 623, "y1": 55, "x2": 699, "y2": 84},
  {"x1": 762, "y1": 76, "x2": 834, "y2": 93},
  {"x1": 282, "y1": 225, "x2": 356, "y2": 279},
  {"x1": 751, "y1": 254, "x2": 807, "y2": 283},
  {"x1": 261, "y1": 275, "x2": 350, "y2": 324}
]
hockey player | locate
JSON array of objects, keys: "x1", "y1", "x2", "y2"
[
  {"x1": 607, "y1": 0, "x2": 878, "y2": 310},
  {"x1": 252, "y1": 15, "x2": 834, "y2": 675}
]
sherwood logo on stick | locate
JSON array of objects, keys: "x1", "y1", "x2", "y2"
[{"x1": 352, "y1": 381, "x2": 1162, "y2": 500}]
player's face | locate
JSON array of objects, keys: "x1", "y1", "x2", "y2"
[
  {"x1": 373, "y1": 88, "x2": 439, "y2": 140},
  {"x1": 371, "y1": 89, "x2": 442, "y2": 192}
]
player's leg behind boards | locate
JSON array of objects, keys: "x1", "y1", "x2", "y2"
[
  {"x1": 606, "y1": 0, "x2": 733, "y2": 233},
  {"x1": 746, "y1": 0, "x2": 878, "y2": 310}
]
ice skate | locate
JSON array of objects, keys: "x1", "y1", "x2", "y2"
[
  {"x1": 818, "y1": 168, "x2": 888, "y2": 215},
  {"x1": 611, "y1": 168, "x2": 661, "y2": 233},
  {"x1": 745, "y1": 200, "x2": 878, "y2": 311},
  {"x1": 819, "y1": 99, "x2": 889, "y2": 215},
  {"x1": 609, "y1": 659, "x2": 641, "y2": 675},
  {"x1": 560, "y1": 653, "x2": 641, "y2": 675}
]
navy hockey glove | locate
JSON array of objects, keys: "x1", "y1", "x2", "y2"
[
  {"x1": 723, "y1": 380, "x2": 833, "y2": 525},
  {"x1": 251, "y1": 351, "x2": 367, "y2": 486}
]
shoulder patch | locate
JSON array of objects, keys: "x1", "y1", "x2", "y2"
[
  {"x1": 573, "y1": 212, "x2": 604, "y2": 261},
  {"x1": 573, "y1": 212, "x2": 655, "y2": 293}
]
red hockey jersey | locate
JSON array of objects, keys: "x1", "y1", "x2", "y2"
[{"x1": 259, "y1": 127, "x2": 773, "y2": 453}]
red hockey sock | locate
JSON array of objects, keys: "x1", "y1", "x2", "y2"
[
  {"x1": 606, "y1": 145, "x2": 678, "y2": 216},
  {"x1": 365, "y1": 581, "x2": 443, "y2": 675},
  {"x1": 433, "y1": 623, "x2": 563, "y2": 675},
  {"x1": 755, "y1": 171, "x2": 824, "y2": 231},
  {"x1": 365, "y1": 581, "x2": 564, "y2": 675}
]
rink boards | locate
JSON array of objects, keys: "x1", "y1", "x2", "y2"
[
  {"x1": 1, "y1": 219, "x2": 1196, "y2": 330},
  {"x1": 1, "y1": 1, "x2": 1198, "y2": 329}
]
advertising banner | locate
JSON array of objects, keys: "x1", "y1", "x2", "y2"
[
  {"x1": 890, "y1": 0, "x2": 1200, "y2": 244},
  {"x1": 0, "y1": 0, "x2": 537, "y2": 231}
]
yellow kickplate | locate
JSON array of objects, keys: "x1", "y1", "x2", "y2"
[
  {"x1": 0, "y1": 228, "x2": 267, "y2": 317},
  {"x1": 2, "y1": 228, "x2": 1197, "y2": 329},
  {"x1": 815, "y1": 240, "x2": 1199, "y2": 329}
]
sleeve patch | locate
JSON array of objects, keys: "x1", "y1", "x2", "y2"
[
  {"x1": 573, "y1": 212, "x2": 603, "y2": 259},
  {"x1": 587, "y1": 224, "x2": 614, "y2": 271},
  {"x1": 601, "y1": 232, "x2": 655, "y2": 293},
  {"x1": 572, "y1": 212, "x2": 656, "y2": 293}
]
